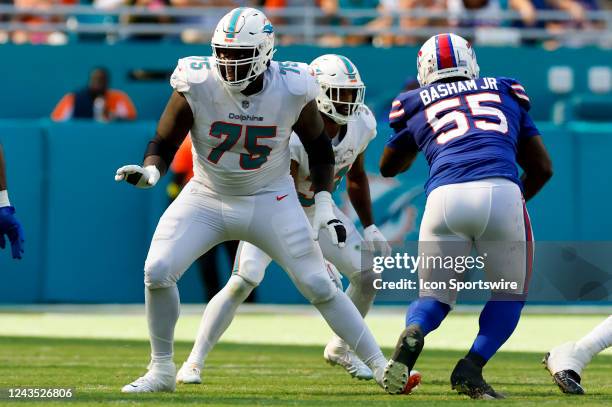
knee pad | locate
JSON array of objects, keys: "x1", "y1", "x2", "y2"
[
  {"x1": 235, "y1": 258, "x2": 266, "y2": 286},
  {"x1": 225, "y1": 275, "x2": 257, "y2": 300},
  {"x1": 144, "y1": 257, "x2": 176, "y2": 289},
  {"x1": 299, "y1": 271, "x2": 338, "y2": 304}
]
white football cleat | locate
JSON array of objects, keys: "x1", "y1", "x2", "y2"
[
  {"x1": 176, "y1": 362, "x2": 202, "y2": 384},
  {"x1": 545, "y1": 342, "x2": 589, "y2": 375},
  {"x1": 543, "y1": 342, "x2": 588, "y2": 395},
  {"x1": 324, "y1": 343, "x2": 373, "y2": 380},
  {"x1": 121, "y1": 361, "x2": 176, "y2": 393}
]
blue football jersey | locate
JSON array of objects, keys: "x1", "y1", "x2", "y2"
[{"x1": 387, "y1": 77, "x2": 540, "y2": 195}]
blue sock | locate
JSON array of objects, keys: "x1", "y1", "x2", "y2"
[
  {"x1": 467, "y1": 300, "x2": 525, "y2": 366},
  {"x1": 405, "y1": 297, "x2": 451, "y2": 336}
]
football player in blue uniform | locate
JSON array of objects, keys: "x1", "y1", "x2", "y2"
[
  {"x1": 379, "y1": 33, "x2": 553, "y2": 398},
  {"x1": 0, "y1": 143, "x2": 24, "y2": 259}
]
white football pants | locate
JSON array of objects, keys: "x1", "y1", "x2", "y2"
[{"x1": 418, "y1": 177, "x2": 534, "y2": 306}]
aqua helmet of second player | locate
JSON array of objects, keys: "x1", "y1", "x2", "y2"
[
  {"x1": 417, "y1": 33, "x2": 480, "y2": 87},
  {"x1": 211, "y1": 7, "x2": 276, "y2": 92},
  {"x1": 309, "y1": 54, "x2": 366, "y2": 125}
]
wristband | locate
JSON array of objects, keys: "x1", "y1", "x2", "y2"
[{"x1": 0, "y1": 190, "x2": 10, "y2": 207}]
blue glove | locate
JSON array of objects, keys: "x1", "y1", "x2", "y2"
[{"x1": 0, "y1": 206, "x2": 25, "y2": 259}]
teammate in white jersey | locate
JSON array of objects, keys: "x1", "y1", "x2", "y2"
[
  {"x1": 176, "y1": 55, "x2": 404, "y2": 385},
  {"x1": 114, "y1": 8, "x2": 388, "y2": 393},
  {"x1": 544, "y1": 315, "x2": 612, "y2": 395}
]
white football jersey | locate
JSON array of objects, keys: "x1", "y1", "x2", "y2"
[
  {"x1": 290, "y1": 105, "x2": 377, "y2": 212},
  {"x1": 170, "y1": 57, "x2": 319, "y2": 195}
]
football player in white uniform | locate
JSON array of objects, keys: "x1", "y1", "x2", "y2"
[
  {"x1": 544, "y1": 315, "x2": 612, "y2": 395},
  {"x1": 115, "y1": 8, "x2": 388, "y2": 393},
  {"x1": 175, "y1": 54, "x2": 402, "y2": 384}
]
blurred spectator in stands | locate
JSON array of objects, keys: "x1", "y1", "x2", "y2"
[
  {"x1": 545, "y1": 0, "x2": 603, "y2": 47},
  {"x1": 318, "y1": 0, "x2": 380, "y2": 46},
  {"x1": 94, "y1": 0, "x2": 126, "y2": 7},
  {"x1": 10, "y1": 0, "x2": 68, "y2": 45},
  {"x1": 263, "y1": 0, "x2": 317, "y2": 45},
  {"x1": 368, "y1": 0, "x2": 447, "y2": 47},
  {"x1": 123, "y1": 0, "x2": 172, "y2": 42},
  {"x1": 510, "y1": 0, "x2": 538, "y2": 27},
  {"x1": 0, "y1": 0, "x2": 12, "y2": 44},
  {"x1": 168, "y1": 135, "x2": 253, "y2": 302},
  {"x1": 170, "y1": 0, "x2": 236, "y2": 44},
  {"x1": 51, "y1": 67, "x2": 137, "y2": 122},
  {"x1": 448, "y1": 0, "x2": 502, "y2": 28},
  {"x1": 447, "y1": 0, "x2": 523, "y2": 46},
  {"x1": 510, "y1": 0, "x2": 593, "y2": 47},
  {"x1": 71, "y1": 0, "x2": 126, "y2": 43},
  {"x1": 366, "y1": 0, "x2": 397, "y2": 47}
]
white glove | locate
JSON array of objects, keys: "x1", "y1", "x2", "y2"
[
  {"x1": 363, "y1": 224, "x2": 392, "y2": 257},
  {"x1": 312, "y1": 191, "x2": 346, "y2": 248},
  {"x1": 114, "y1": 165, "x2": 160, "y2": 189}
]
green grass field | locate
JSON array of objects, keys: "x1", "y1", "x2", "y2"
[{"x1": 0, "y1": 311, "x2": 610, "y2": 406}]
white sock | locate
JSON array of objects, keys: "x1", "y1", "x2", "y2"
[
  {"x1": 146, "y1": 286, "x2": 180, "y2": 364},
  {"x1": 329, "y1": 269, "x2": 377, "y2": 352},
  {"x1": 186, "y1": 275, "x2": 255, "y2": 367},
  {"x1": 575, "y1": 315, "x2": 612, "y2": 364},
  {"x1": 314, "y1": 290, "x2": 386, "y2": 372}
]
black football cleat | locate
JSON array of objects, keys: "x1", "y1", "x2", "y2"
[
  {"x1": 451, "y1": 358, "x2": 505, "y2": 399},
  {"x1": 542, "y1": 352, "x2": 585, "y2": 395},
  {"x1": 382, "y1": 325, "x2": 424, "y2": 394}
]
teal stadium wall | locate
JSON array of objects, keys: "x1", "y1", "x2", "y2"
[{"x1": 0, "y1": 45, "x2": 610, "y2": 303}]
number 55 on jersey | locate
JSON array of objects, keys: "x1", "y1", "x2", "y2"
[{"x1": 387, "y1": 76, "x2": 538, "y2": 196}]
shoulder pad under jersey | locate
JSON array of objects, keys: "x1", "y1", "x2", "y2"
[
  {"x1": 170, "y1": 56, "x2": 214, "y2": 93},
  {"x1": 275, "y1": 61, "x2": 319, "y2": 99},
  {"x1": 357, "y1": 105, "x2": 377, "y2": 134},
  {"x1": 498, "y1": 77, "x2": 531, "y2": 111}
]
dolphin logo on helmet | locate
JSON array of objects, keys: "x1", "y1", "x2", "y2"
[{"x1": 211, "y1": 7, "x2": 276, "y2": 92}]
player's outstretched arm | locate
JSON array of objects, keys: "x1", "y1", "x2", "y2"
[
  {"x1": 517, "y1": 135, "x2": 553, "y2": 201},
  {"x1": 379, "y1": 145, "x2": 418, "y2": 178},
  {"x1": 293, "y1": 100, "x2": 346, "y2": 247},
  {"x1": 115, "y1": 91, "x2": 193, "y2": 188},
  {"x1": 347, "y1": 153, "x2": 391, "y2": 256},
  {"x1": 0, "y1": 144, "x2": 25, "y2": 259}
]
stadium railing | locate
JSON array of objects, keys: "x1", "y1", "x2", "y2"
[{"x1": 0, "y1": 6, "x2": 611, "y2": 45}]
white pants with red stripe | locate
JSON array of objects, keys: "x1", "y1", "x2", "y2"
[{"x1": 418, "y1": 177, "x2": 533, "y2": 306}]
